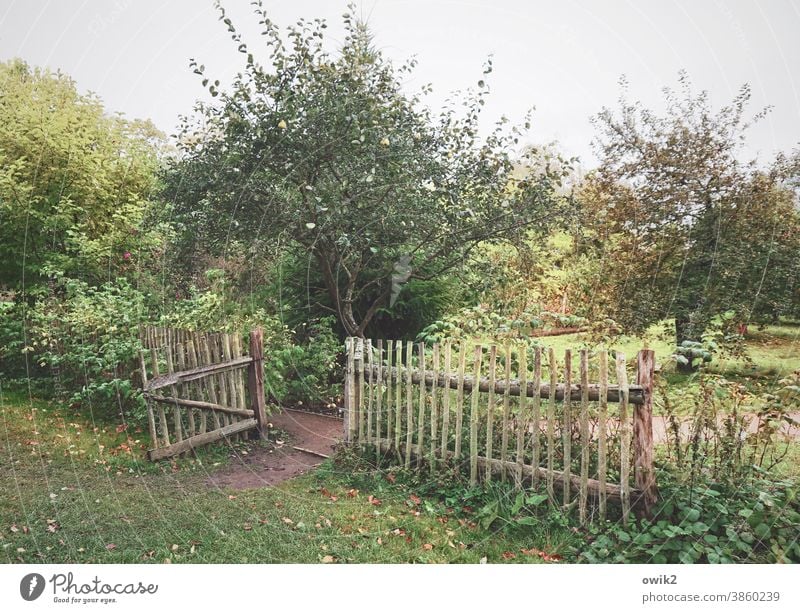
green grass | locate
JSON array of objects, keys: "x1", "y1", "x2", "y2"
[{"x1": 0, "y1": 389, "x2": 575, "y2": 564}]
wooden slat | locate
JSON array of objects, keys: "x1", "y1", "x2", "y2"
[
  {"x1": 367, "y1": 339, "x2": 374, "y2": 446},
  {"x1": 385, "y1": 340, "x2": 393, "y2": 445},
  {"x1": 430, "y1": 343, "x2": 439, "y2": 463},
  {"x1": 617, "y1": 353, "x2": 631, "y2": 524},
  {"x1": 485, "y1": 345, "x2": 497, "y2": 483},
  {"x1": 357, "y1": 338, "x2": 365, "y2": 443},
  {"x1": 515, "y1": 344, "x2": 527, "y2": 488},
  {"x1": 598, "y1": 350, "x2": 609, "y2": 521},
  {"x1": 531, "y1": 346, "x2": 542, "y2": 488},
  {"x1": 188, "y1": 334, "x2": 207, "y2": 435},
  {"x1": 546, "y1": 347, "x2": 556, "y2": 501},
  {"x1": 454, "y1": 343, "x2": 467, "y2": 459},
  {"x1": 148, "y1": 419, "x2": 257, "y2": 461},
  {"x1": 469, "y1": 345, "x2": 483, "y2": 485},
  {"x1": 165, "y1": 342, "x2": 183, "y2": 445},
  {"x1": 144, "y1": 356, "x2": 253, "y2": 392},
  {"x1": 394, "y1": 341, "x2": 403, "y2": 453},
  {"x1": 233, "y1": 334, "x2": 247, "y2": 410},
  {"x1": 150, "y1": 345, "x2": 170, "y2": 446},
  {"x1": 222, "y1": 334, "x2": 238, "y2": 442},
  {"x1": 345, "y1": 338, "x2": 356, "y2": 442},
  {"x1": 416, "y1": 342, "x2": 426, "y2": 467},
  {"x1": 375, "y1": 339, "x2": 383, "y2": 460},
  {"x1": 200, "y1": 335, "x2": 222, "y2": 432},
  {"x1": 404, "y1": 340, "x2": 414, "y2": 468},
  {"x1": 500, "y1": 343, "x2": 511, "y2": 481},
  {"x1": 139, "y1": 349, "x2": 158, "y2": 447},
  {"x1": 562, "y1": 349, "x2": 572, "y2": 506},
  {"x1": 579, "y1": 349, "x2": 590, "y2": 525},
  {"x1": 177, "y1": 343, "x2": 196, "y2": 437},
  {"x1": 440, "y1": 341, "x2": 452, "y2": 458},
  {"x1": 362, "y1": 365, "x2": 645, "y2": 404},
  {"x1": 147, "y1": 395, "x2": 255, "y2": 418}
]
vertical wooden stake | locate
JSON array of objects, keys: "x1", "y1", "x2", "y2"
[
  {"x1": 485, "y1": 345, "x2": 497, "y2": 483},
  {"x1": 616, "y1": 353, "x2": 631, "y2": 525},
  {"x1": 416, "y1": 342, "x2": 426, "y2": 468},
  {"x1": 579, "y1": 349, "x2": 590, "y2": 525},
  {"x1": 454, "y1": 343, "x2": 467, "y2": 459},
  {"x1": 500, "y1": 342, "x2": 511, "y2": 482},
  {"x1": 598, "y1": 350, "x2": 609, "y2": 522},
  {"x1": 562, "y1": 349, "x2": 572, "y2": 506},
  {"x1": 440, "y1": 341, "x2": 452, "y2": 458},
  {"x1": 248, "y1": 328, "x2": 268, "y2": 439},
  {"x1": 515, "y1": 344, "x2": 527, "y2": 489},
  {"x1": 375, "y1": 339, "x2": 383, "y2": 459},
  {"x1": 344, "y1": 338, "x2": 355, "y2": 443},
  {"x1": 635, "y1": 349, "x2": 658, "y2": 519},
  {"x1": 469, "y1": 345, "x2": 483, "y2": 485},
  {"x1": 404, "y1": 340, "x2": 414, "y2": 468},
  {"x1": 394, "y1": 341, "x2": 403, "y2": 453},
  {"x1": 546, "y1": 347, "x2": 557, "y2": 502}
]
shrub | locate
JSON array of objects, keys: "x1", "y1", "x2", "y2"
[{"x1": 25, "y1": 277, "x2": 148, "y2": 424}]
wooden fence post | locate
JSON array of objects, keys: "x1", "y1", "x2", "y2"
[
  {"x1": 344, "y1": 338, "x2": 356, "y2": 443},
  {"x1": 634, "y1": 349, "x2": 658, "y2": 518},
  {"x1": 248, "y1": 328, "x2": 268, "y2": 439}
]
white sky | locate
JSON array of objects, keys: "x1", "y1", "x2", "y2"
[{"x1": 1, "y1": 0, "x2": 799, "y2": 166}]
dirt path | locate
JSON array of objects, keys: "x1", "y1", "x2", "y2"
[{"x1": 206, "y1": 409, "x2": 342, "y2": 490}]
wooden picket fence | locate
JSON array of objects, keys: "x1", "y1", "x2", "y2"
[
  {"x1": 138, "y1": 326, "x2": 268, "y2": 461},
  {"x1": 343, "y1": 338, "x2": 658, "y2": 523}
]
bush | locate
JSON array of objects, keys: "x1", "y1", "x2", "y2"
[
  {"x1": 25, "y1": 277, "x2": 148, "y2": 424},
  {"x1": 267, "y1": 316, "x2": 342, "y2": 406},
  {"x1": 581, "y1": 472, "x2": 800, "y2": 563}
]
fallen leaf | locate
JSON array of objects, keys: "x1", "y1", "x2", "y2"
[
  {"x1": 368, "y1": 495, "x2": 382, "y2": 506},
  {"x1": 243, "y1": 524, "x2": 252, "y2": 531},
  {"x1": 105, "y1": 543, "x2": 116, "y2": 551},
  {"x1": 282, "y1": 517, "x2": 294, "y2": 525},
  {"x1": 502, "y1": 551, "x2": 516, "y2": 560},
  {"x1": 171, "y1": 544, "x2": 179, "y2": 552},
  {"x1": 386, "y1": 473, "x2": 396, "y2": 483},
  {"x1": 422, "y1": 543, "x2": 433, "y2": 551},
  {"x1": 321, "y1": 555, "x2": 335, "y2": 563},
  {"x1": 9, "y1": 525, "x2": 19, "y2": 533},
  {"x1": 346, "y1": 489, "x2": 359, "y2": 498},
  {"x1": 409, "y1": 494, "x2": 421, "y2": 505}
]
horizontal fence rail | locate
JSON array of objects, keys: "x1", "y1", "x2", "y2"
[
  {"x1": 343, "y1": 337, "x2": 658, "y2": 523},
  {"x1": 138, "y1": 326, "x2": 268, "y2": 461}
]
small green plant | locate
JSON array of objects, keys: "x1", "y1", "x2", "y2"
[{"x1": 580, "y1": 473, "x2": 800, "y2": 563}]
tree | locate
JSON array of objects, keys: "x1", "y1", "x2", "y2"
[
  {"x1": 585, "y1": 74, "x2": 800, "y2": 367},
  {"x1": 166, "y1": 2, "x2": 569, "y2": 337},
  {"x1": 0, "y1": 59, "x2": 165, "y2": 292}
]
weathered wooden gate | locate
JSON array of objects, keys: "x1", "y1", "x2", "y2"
[
  {"x1": 138, "y1": 326, "x2": 268, "y2": 461},
  {"x1": 343, "y1": 337, "x2": 658, "y2": 522}
]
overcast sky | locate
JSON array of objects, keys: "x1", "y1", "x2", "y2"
[{"x1": 1, "y1": 0, "x2": 799, "y2": 166}]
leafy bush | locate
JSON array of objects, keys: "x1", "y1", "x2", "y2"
[
  {"x1": 266, "y1": 317, "x2": 342, "y2": 406},
  {"x1": 25, "y1": 277, "x2": 148, "y2": 424},
  {"x1": 581, "y1": 473, "x2": 800, "y2": 563},
  {"x1": 0, "y1": 300, "x2": 27, "y2": 379}
]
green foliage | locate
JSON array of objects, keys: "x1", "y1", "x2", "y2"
[
  {"x1": 581, "y1": 474, "x2": 800, "y2": 563},
  {"x1": 583, "y1": 74, "x2": 800, "y2": 342},
  {"x1": 0, "y1": 59, "x2": 166, "y2": 289},
  {"x1": 416, "y1": 304, "x2": 587, "y2": 344},
  {"x1": 266, "y1": 317, "x2": 342, "y2": 405},
  {"x1": 24, "y1": 277, "x2": 148, "y2": 423},
  {"x1": 167, "y1": 3, "x2": 569, "y2": 337}
]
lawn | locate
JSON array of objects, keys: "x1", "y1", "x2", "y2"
[{"x1": 0, "y1": 389, "x2": 574, "y2": 564}]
